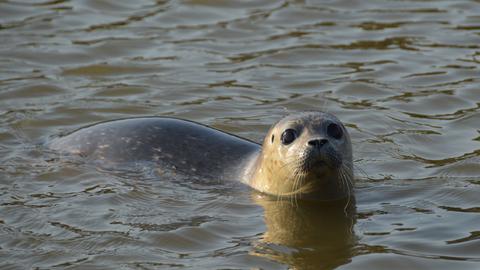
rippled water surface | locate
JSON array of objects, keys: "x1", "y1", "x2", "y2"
[{"x1": 1, "y1": 0, "x2": 480, "y2": 269}]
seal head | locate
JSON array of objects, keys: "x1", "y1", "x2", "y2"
[{"x1": 246, "y1": 112, "x2": 353, "y2": 201}]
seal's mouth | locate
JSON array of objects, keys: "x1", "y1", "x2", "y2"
[
  {"x1": 288, "y1": 150, "x2": 354, "y2": 201},
  {"x1": 300, "y1": 147, "x2": 342, "y2": 173}
]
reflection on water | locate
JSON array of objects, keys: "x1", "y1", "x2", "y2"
[
  {"x1": 1, "y1": 0, "x2": 480, "y2": 269},
  {"x1": 252, "y1": 195, "x2": 356, "y2": 270}
]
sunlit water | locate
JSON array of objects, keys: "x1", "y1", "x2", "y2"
[{"x1": 1, "y1": 0, "x2": 480, "y2": 269}]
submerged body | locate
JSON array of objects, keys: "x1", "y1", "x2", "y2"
[{"x1": 50, "y1": 112, "x2": 354, "y2": 201}]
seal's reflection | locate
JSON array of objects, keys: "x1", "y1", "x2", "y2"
[{"x1": 251, "y1": 193, "x2": 356, "y2": 270}]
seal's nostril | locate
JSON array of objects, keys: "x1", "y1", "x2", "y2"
[
  {"x1": 308, "y1": 139, "x2": 317, "y2": 147},
  {"x1": 308, "y1": 139, "x2": 328, "y2": 148}
]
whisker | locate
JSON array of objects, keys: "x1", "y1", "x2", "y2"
[{"x1": 340, "y1": 164, "x2": 354, "y2": 216}]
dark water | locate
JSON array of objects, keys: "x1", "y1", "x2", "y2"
[{"x1": 1, "y1": 0, "x2": 480, "y2": 269}]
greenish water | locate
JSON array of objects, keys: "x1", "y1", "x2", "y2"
[{"x1": 1, "y1": 0, "x2": 480, "y2": 269}]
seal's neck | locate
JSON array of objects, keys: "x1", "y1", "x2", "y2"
[
  {"x1": 240, "y1": 150, "x2": 262, "y2": 185},
  {"x1": 243, "y1": 151, "x2": 295, "y2": 196}
]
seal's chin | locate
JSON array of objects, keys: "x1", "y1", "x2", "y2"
[{"x1": 291, "y1": 169, "x2": 353, "y2": 201}]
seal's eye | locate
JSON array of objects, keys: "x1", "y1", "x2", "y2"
[
  {"x1": 281, "y1": 129, "x2": 297, "y2": 145},
  {"x1": 327, "y1": 123, "x2": 343, "y2": 139}
]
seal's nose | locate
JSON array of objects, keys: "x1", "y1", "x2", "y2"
[{"x1": 308, "y1": 138, "x2": 328, "y2": 148}]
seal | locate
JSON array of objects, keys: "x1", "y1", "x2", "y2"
[{"x1": 49, "y1": 111, "x2": 354, "y2": 201}]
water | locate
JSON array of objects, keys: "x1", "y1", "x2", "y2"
[{"x1": 1, "y1": 0, "x2": 480, "y2": 269}]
